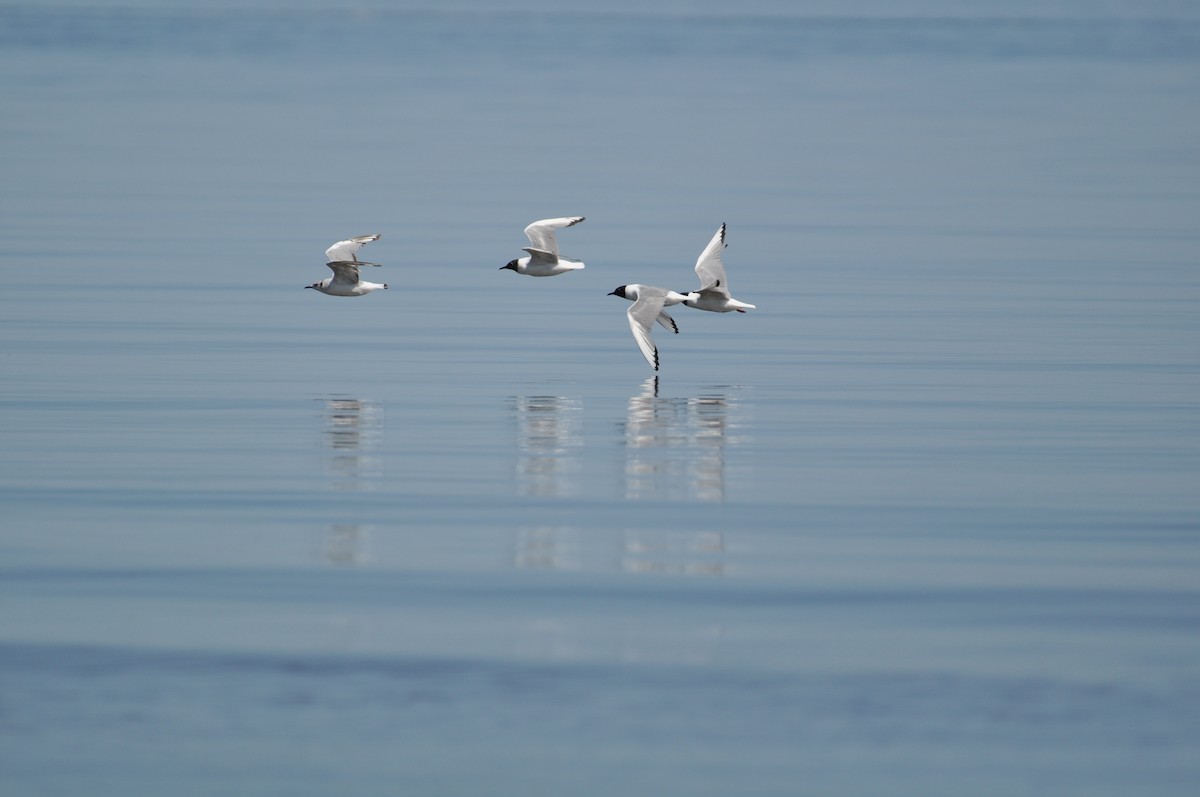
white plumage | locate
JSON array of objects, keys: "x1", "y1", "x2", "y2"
[
  {"x1": 500, "y1": 216, "x2": 586, "y2": 277},
  {"x1": 306, "y1": 234, "x2": 388, "y2": 297}
]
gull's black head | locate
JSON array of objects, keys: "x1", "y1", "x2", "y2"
[
  {"x1": 608, "y1": 285, "x2": 628, "y2": 298},
  {"x1": 500, "y1": 260, "x2": 518, "y2": 272}
]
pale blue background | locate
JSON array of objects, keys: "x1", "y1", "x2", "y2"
[{"x1": 2, "y1": 2, "x2": 1199, "y2": 795}]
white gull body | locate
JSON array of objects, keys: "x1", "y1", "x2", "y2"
[
  {"x1": 608, "y1": 285, "x2": 683, "y2": 335},
  {"x1": 306, "y1": 234, "x2": 388, "y2": 297},
  {"x1": 608, "y1": 284, "x2": 689, "y2": 371},
  {"x1": 500, "y1": 216, "x2": 586, "y2": 277},
  {"x1": 680, "y1": 223, "x2": 756, "y2": 313}
]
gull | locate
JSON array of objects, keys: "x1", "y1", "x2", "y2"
[
  {"x1": 305, "y1": 234, "x2": 388, "y2": 296},
  {"x1": 679, "y1": 223, "x2": 756, "y2": 313},
  {"x1": 608, "y1": 285, "x2": 683, "y2": 335},
  {"x1": 500, "y1": 216, "x2": 586, "y2": 276},
  {"x1": 608, "y1": 284, "x2": 689, "y2": 371}
]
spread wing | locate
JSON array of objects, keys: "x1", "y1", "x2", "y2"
[
  {"x1": 656, "y1": 309, "x2": 679, "y2": 334},
  {"x1": 694, "y1": 223, "x2": 730, "y2": 298},
  {"x1": 325, "y1": 262, "x2": 362, "y2": 285},
  {"x1": 627, "y1": 286, "x2": 670, "y2": 371},
  {"x1": 522, "y1": 247, "x2": 559, "y2": 266},
  {"x1": 523, "y1": 216, "x2": 585, "y2": 257},
  {"x1": 325, "y1": 233, "x2": 380, "y2": 263}
]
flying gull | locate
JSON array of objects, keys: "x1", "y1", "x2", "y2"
[
  {"x1": 500, "y1": 217, "x2": 586, "y2": 277},
  {"x1": 305, "y1": 234, "x2": 388, "y2": 297}
]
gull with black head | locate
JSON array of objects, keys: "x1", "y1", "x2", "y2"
[
  {"x1": 608, "y1": 284, "x2": 689, "y2": 372},
  {"x1": 679, "y1": 223, "x2": 756, "y2": 313},
  {"x1": 500, "y1": 216, "x2": 586, "y2": 277},
  {"x1": 305, "y1": 234, "x2": 388, "y2": 297}
]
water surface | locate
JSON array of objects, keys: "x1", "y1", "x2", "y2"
[{"x1": 2, "y1": 2, "x2": 1199, "y2": 795}]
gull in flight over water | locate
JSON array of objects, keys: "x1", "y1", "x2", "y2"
[
  {"x1": 609, "y1": 282, "x2": 682, "y2": 335},
  {"x1": 500, "y1": 216, "x2": 586, "y2": 276},
  {"x1": 679, "y1": 223, "x2": 756, "y2": 313},
  {"x1": 304, "y1": 236, "x2": 384, "y2": 298},
  {"x1": 305, "y1": 234, "x2": 388, "y2": 296},
  {"x1": 608, "y1": 284, "x2": 689, "y2": 371}
]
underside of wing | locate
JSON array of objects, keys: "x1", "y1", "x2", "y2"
[
  {"x1": 626, "y1": 288, "x2": 670, "y2": 370},
  {"x1": 697, "y1": 285, "x2": 730, "y2": 302},
  {"x1": 524, "y1": 216, "x2": 584, "y2": 256},
  {"x1": 522, "y1": 247, "x2": 559, "y2": 265},
  {"x1": 694, "y1": 223, "x2": 729, "y2": 294},
  {"x1": 628, "y1": 309, "x2": 659, "y2": 371},
  {"x1": 325, "y1": 233, "x2": 380, "y2": 263},
  {"x1": 656, "y1": 309, "x2": 679, "y2": 334},
  {"x1": 325, "y1": 262, "x2": 362, "y2": 284}
]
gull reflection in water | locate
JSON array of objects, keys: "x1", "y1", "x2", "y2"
[
  {"x1": 514, "y1": 525, "x2": 580, "y2": 571},
  {"x1": 512, "y1": 394, "x2": 583, "y2": 498},
  {"x1": 620, "y1": 376, "x2": 746, "y2": 576},
  {"x1": 622, "y1": 529, "x2": 726, "y2": 577},
  {"x1": 320, "y1": 396, "x2": 382, "y2": 565},
  {"x1": 512, "y1": 394, "x2": 584, "y2": 570},
  {"x1": 622, "y1": 376, "x2": 740, "y2": 502}
]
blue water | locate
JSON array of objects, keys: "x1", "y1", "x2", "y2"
[{"x1": 2, "y1": 2, "x2": 1199, "y2": 795}]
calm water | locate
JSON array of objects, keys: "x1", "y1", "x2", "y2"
[{"x1": 2, "y1": 2, "x2": 1199, "y2": 795}]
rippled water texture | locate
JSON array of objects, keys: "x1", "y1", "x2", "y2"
[{"x1": 2, "y1": 2, "x2": 1199, "y2": 795}]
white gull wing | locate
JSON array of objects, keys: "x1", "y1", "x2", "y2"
[
  {"x1": 693, "y1": 223, "x2": 731, "y2": 298},
  {"x1": 523, "y1": 217, "x2": 585, "y2": 258},
  {"x1": 522, "y1": 247, "x2": 559, "y2": 266},
  {"x1": 326, "y1": 234, "x2": 381, "y2": 264},
  {"x1": 656, "y1": 309, "x2": 679, "y2": 333},
  {"x1": 326, "y1": 262, "x2": 363, "y2": 286},
  {"x1": 627, "y1": 286, "x2": 672, "y2": 371}
]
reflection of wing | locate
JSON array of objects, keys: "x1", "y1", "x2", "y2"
[
  {"x1": 694, "y1": 223, "x2": 730, "y2": 298},
  {"x1": 628, "y1": 287, "x2": 670, "y2": 371},
  {"x1": 326, "y1": 234, "x2": 380, "y2": 263},
  {"x1": 326, "y1": 262, "x2": 362, "y2": 285},
  {"x1": 524, "y1": 217, "x2": 585, "y2": 257}
]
